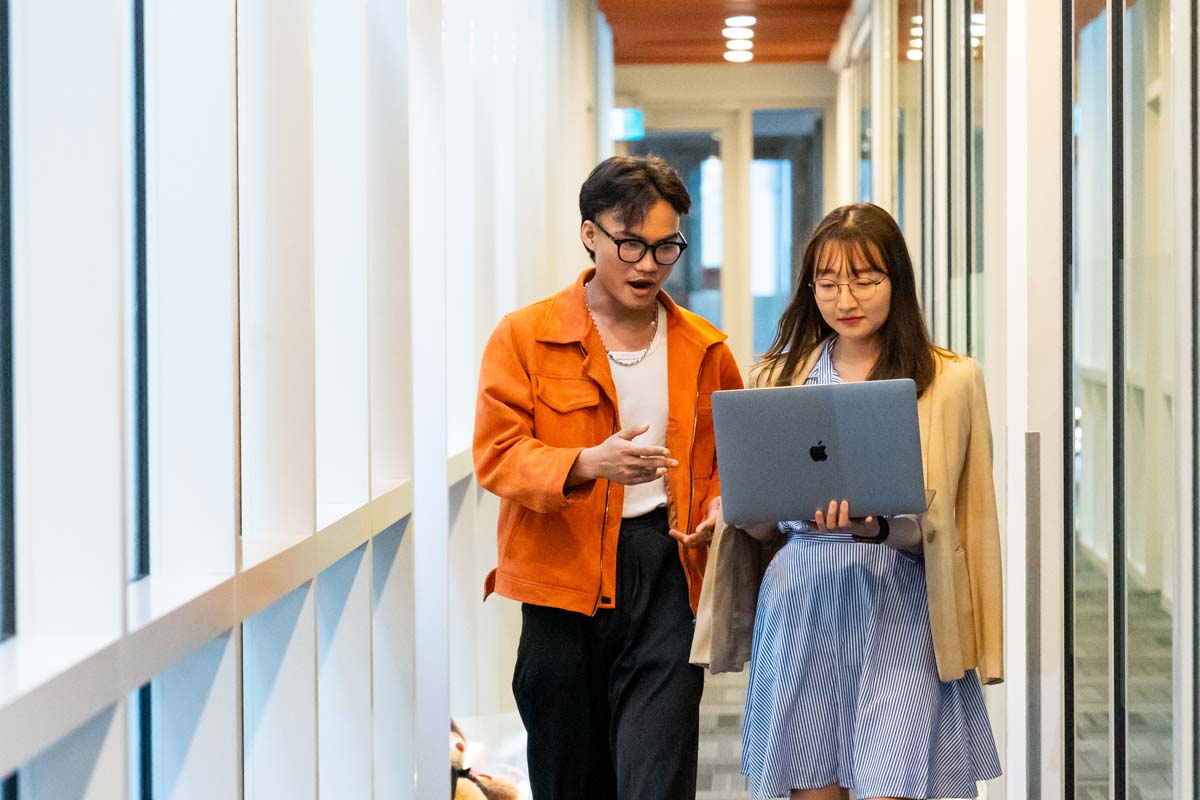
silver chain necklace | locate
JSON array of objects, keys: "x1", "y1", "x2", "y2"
[{"x1": 583, "y1": 281, "x2": 659, "y2": 367}]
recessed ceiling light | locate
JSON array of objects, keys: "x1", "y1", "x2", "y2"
[
  {"x1": 970, "y1": 23, "x2": 986, "y2": 37},
  {"x1": 910, "y1": 38, "x2": 923, "y2": 49},
  {"x1": 911, "y1": 15, "x2": 923, "y2": 24},
  {"x1": 725, "y1": 15, "x2": 757, "y2": 27},
  {"x1": 971, "y1": 12, "x2": 986, "y2": 24},
  {"x1": 724, "y1": 50, "x2": 753, "y2": 62},
  {"x1": 722, "y1": 27, "x2": 754, "y2": 39},
  {"x1": 971, "y1": 36, "x2": 981, "y2": 47},
  {"x1": 726, "y1": 39, "x2": 753, "y2": 50},
  {"x1": 911, "y1": 26, "x2": 923, "y2": 37},
  {"x1": 906, "y1": 48, "x2": 923, "y2": 61}
]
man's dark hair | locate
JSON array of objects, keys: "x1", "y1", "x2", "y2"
[{"x1": 578, "y1": 155, "x2": 691, "y2": 230}]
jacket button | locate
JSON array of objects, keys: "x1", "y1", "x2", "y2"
[{"x1": 926, "y1": 528, "x2": 937, "y2": 543}]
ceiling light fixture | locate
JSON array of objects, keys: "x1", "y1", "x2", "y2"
[
  {"x1": 724, "y1": 50, "x2": 753, "y2": 62},
  {"x1": 725, "y1": 15, "x2": 757, "y2": 26},
  {"x1": 726, "y1": 39, "x2": 753, "y2": 50},
  {"x1": 906, "y1": 48, "x2": 923, "y2": 61},
  {"x1": 722, "y1": 27, "x2": 754, "y2": 39}
]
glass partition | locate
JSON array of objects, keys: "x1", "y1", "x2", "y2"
[
  {"x1": 749, "y1": 109, "x2": 824, "y2": 356},
  {"x1": 1121, "y1": 0, "x2": 1176, "y2": 793},
  {"x1": 629, "y1": 131, "x2": 724, "y2": 325}
]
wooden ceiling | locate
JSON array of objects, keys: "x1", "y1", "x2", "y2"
[{"x1": 597, "y1": 1, "x2": 853, "y2": 65}]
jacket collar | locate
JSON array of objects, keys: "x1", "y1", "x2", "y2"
[{"x1": 536, "y1": 268, "x2": 728, "y2": 350}]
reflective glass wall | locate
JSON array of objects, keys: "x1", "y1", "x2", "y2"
[{"x1": 1066, "y1": 0, "x2": 1188, "y2": 796}]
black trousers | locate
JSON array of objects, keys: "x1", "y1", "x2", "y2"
[{"x1": 513, "y1": 508, "x2": 704, "y2": 800}]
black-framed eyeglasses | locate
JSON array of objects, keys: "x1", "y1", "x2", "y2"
[
  {"x1": 810, "y1": 275, "x2": 889, "y2": 302},
  {"x1": 591, "y1": 220, "x2": 688, "y2": 266}
]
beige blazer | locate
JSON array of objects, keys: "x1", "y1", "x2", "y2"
[{"x1": 691, "y1": 343, "x2": 1004, "y2": 685}]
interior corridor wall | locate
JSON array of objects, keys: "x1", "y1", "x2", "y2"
[{"x1": 0, "y1": 0, "x2": 607, "y2": 798}]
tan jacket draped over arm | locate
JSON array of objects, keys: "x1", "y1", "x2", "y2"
[{"x1": 691, "y1": 344, "x2": 1004, "y2": 685}]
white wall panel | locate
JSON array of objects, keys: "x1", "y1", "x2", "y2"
[
  {"x1": 20, "y1": 705, "x2": 127, "y2": 800},
  {"x1": 313, "y1": 0, "x2": 370, "y2": 527},
  {"x1": 317, "y1": 546, "x2": 371, "y2": 799},
  {"x1": 371, "y1": 518, "x2": 415, "y2": 800},
  {"x1": 10, "y1": 0, "x2": 128, "y2": 637},
  {"x1": 367, "y1": 0, "x2": 414, "y2": 496},
  {"x1": 236, "y1": 0, "x2": 315, "y2": 546},
  {"x1": 243, "y1": 585, "x2": 316, "y2": 800},
  {"x1": 144, "y1": 0, "x2": 238, "y2": 578},
  {"x1": 443, "y1": 0, "x2": 479, "y2": 457},
  {"x1": 152, "y1": 632, "x2": 239, "y2": 800},
  {"x1": 409, "y1": 0, "x2": 451, "y2": 793},
  {"x1": 448, "y1": 479, "x2": 479, "y2": 716}
]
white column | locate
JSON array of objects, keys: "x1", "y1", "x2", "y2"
[
  {"x1": 366, "y1": 0, "x2": 413, "y2": 496},
  {"x1": 144, "y1": 0, "x2": 238, "y2": 579},
  {"x1": 443, "y1": 0, "x2": 478, "y2": 457},
  {"x1": 10, "y1": 0, "x2": 128, "y2": 640},
  {"x1": 9, "y1": 0, "x2": 132, "y2": 787},
  {"x1": 313, "y1": 0, "x2": 369, "y2": 527},
  {"x1": 993, "y1": 0, "x2": 1065, "y2": 798},
  {"x1": 409, "y1": 0, "x2": 450, "y2": 796},
  {"x1": 236, "y1": 0, "x2": 315, "y2": 555}
]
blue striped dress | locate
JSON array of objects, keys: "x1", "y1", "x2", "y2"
[{"x1": 740, "y1": 339, "x2": 1001, "y2": 799}]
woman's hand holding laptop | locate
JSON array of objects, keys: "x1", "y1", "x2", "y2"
[{"x1": 811, "y1": 498, "x2": 923, "y2": 552}]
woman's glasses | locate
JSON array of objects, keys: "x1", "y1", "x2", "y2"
[{"x1": 810, "y1": 275, "x2": 888, "y2": 302}]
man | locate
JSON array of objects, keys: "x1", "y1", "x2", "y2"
[{"x1": 473, "y1": 155, "x2": 743, "y2": 799}]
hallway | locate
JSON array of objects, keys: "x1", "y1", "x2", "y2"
[{"x1": 699, "y1": 671, "x2": 754, "y2": 799}]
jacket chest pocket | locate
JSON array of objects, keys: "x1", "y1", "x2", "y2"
[
  {"x1": 534, "y1": 376, "x2": 603, "y2": 446},
  {"x1": 693, "y1": 392, "x2": 715, "y2": 478}
]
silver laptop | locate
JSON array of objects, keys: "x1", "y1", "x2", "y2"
[{"x1": 712, "y1": 378, "x2": 926, "y2": 526}]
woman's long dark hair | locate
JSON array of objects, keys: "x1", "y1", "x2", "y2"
[{"x1": 760, "y1": 203, "x2": 941, "y2": 394}]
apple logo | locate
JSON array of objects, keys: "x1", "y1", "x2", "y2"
[{"x1": 809, "y1": 441, "x2": 828, "y2": 462}]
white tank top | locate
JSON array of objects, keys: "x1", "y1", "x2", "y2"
[{"x1": 608, "y1": 302, "x2": 670, "y2": 518}]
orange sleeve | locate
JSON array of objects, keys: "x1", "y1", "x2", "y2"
[{"x1": 472, "y1": 317, "x2": 596, "y2": 513}]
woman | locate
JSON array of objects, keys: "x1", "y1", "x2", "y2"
[{"x1": 738, "y1": 204, "x2": 1003, "y2": 800}]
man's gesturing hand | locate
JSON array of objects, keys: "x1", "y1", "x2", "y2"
[{"x1": 569, "y1": 424, "x2": 678, "y2": 487}]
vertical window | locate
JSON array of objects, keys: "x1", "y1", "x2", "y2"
[
  {"x1": 0, "y1": 0, "x2": 13, "y2": 644},
  {"x1": 129, "y1": 683, "x2": 152, "y2": 800},
  {"x1": 130, "y1": 0, "x2": 149, "y2": 581},
  {"x1": 130, "y1": 3, "x2": 152, "y2": 797},
  {"x1": 898, "y1": 0, "x2": 926, "y2": 279}
]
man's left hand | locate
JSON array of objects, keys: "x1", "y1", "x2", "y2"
[{"x1": 669, "y1": 497, "x2": 721, "y2": 548}]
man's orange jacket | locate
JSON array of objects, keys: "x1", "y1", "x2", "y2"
[{"x1": 473, "y1": 270, "x2": 744, "y2": 615}]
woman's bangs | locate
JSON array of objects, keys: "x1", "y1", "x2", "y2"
[{"x1": 814, "y1": 237, "x2": 888, "y2": 278}]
